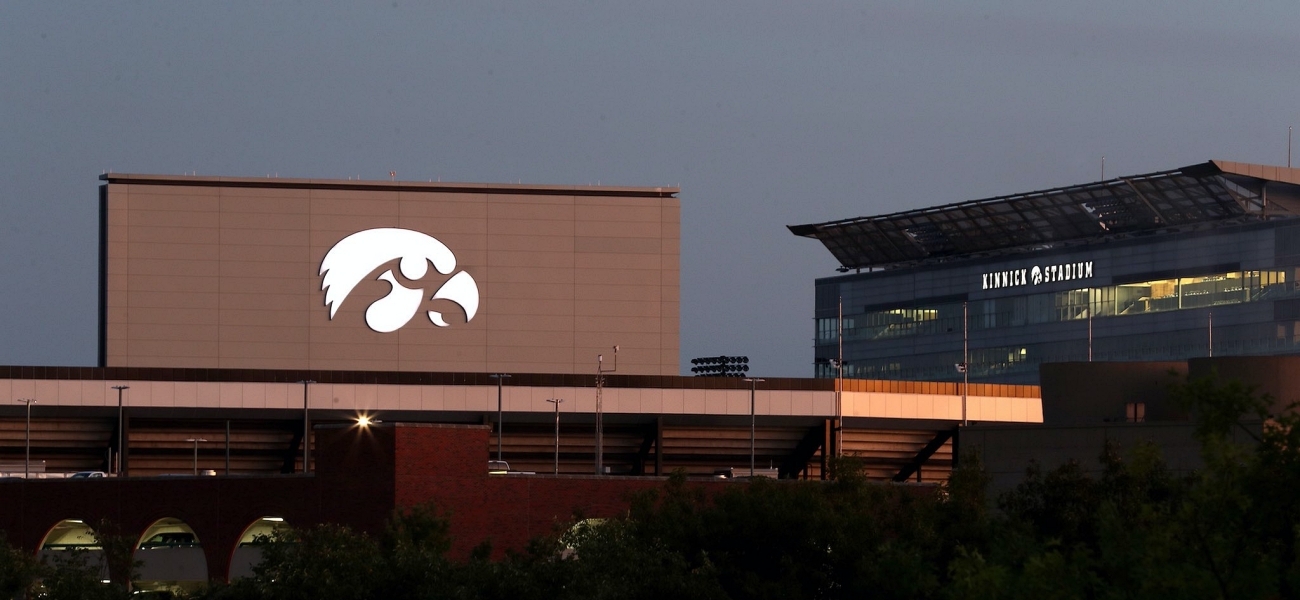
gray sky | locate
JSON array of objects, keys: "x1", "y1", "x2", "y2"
[{"x1": 2, "y1": 2, "x2": 1298, "y2": 377}]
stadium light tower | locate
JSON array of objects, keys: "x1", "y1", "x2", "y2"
[{"x1": 690, "y1": 355, "x2": 750, "y2": 377}]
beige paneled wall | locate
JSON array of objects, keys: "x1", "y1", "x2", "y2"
[
  {"x1": 102, "y1": 176, "x2": 680, "y2": 375},
  {"x1": 841, "y1": 391, "x2": 1043, "y2": 422},
  {"x1": 0, "y1": 379, "x2": 1042, "y2": 423}
]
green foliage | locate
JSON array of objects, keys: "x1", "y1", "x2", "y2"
[
  {"x1": 92, "y1": 519, "x2": 140, "y2": 595},
  {"x1": 554, "y1": 468, "x2": 949, "y2": 600},
  {"x1": 9, "y1": 519, "x2": 140, "y2": 600},
  {"x1": 374, "y1": 504, "x2": 456, "y2": 600},
  {"x1": 0, "y1": 531, "x2": 40, "y2": 598},
  {"x1": 1174, "y1": 372, "x2": 1270, "y2": 445},
  {"x1": 236, "y1": 523, "x2": 382, "y2": 600},
  {"x1": 36, "y1": 547, "x2": 123, "y2": 600},
  {"x1": 946, "y1": 373, "x2": 1300, "y2": 600}
]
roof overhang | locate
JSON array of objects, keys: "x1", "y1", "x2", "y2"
[
  {"x1": 790, "y1": 160, "x2": 1300, "y2": 271},
  {"x1": 99, "y1": 173, "x2": 679, "y2": 199}
]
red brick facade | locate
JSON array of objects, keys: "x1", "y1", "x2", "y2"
[{"x1": 391, "y1": 425, "x2": 670, "y2": 556}]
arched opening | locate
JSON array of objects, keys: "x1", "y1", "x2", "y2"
[
  {"x1": 560, "y1": 518, "x2": 607, "y2": 560},
  {"x1": 38, "y1": 519, "x2": 106, "y2": 580},
  {"x1": 40, "y1": 519, "x2": 100, "y2": 552},
  {"x1": 228, "y1": 517, "x2": 290, "y2": 580},
  {"x1": 134, "y1": 518, "x2": 207, "y2": 595}
]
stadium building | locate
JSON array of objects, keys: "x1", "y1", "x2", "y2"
[
  {"x1": 0, "y1": 171, "x2": 1046, "y2": 589},
  {"x1": 97, "y1": 173, "x2": 682, "y2": 375},
  {"x1": 3, "y1": 172, "x2": 1041, "y2": 484},
  {"x1": 791, "y1": 160, "x2": 1300, "y2": 384}
]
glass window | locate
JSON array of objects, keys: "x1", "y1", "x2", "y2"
[
  {"x1": 818, "y1": 268, "x2": 1297, "y2": 351},
  {"x1": 1126, "y1": 402, "x2": 1146, "y2": 423}
]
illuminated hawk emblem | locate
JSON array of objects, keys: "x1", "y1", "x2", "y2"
[{"x1": 319, "y1": 228, "x2": 479, "y2": 333}]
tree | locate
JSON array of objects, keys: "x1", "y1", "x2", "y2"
[
  {"x1": 946, "y1": 373, "x2": 1297, "y2": 600},
  {"x1": 207, "y1": 504, "x2": 459, "y2": 600},
  {"x1": 373, "y1": 503, "x2": 454, "y2": 600},
  {"x1": 239, "y1": 523, "x2": 381, "y2": 600},
  {"x1": 0, "y1": 531, "x2": 39, "y2": 599},
  {"x1": 93, "y1": 519, "x2": 139, "y2": 596},
  {"x1": 192, "y1": 373, "x2": 1300, "y2": 599},
  {"x1": 16, "y1": 519, "x2": 140, "y2": 600},
  {"x1": 548, "y1": 467, "x2": 950, "y2": 600}
]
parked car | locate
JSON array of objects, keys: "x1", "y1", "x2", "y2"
[
  {"x1": 713, "y1": 467, "x2": 779, "y2": 480},
  {"x1": 140, "y1": 532, "x2": 197, "y2": 549},
  {"x1": 487, "y1": 460, "x2": 535, "y2": 475}
]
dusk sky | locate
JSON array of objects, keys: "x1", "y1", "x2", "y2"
[{"x1": 2, "y1": 2, "x2": 1298, "y2": 377}]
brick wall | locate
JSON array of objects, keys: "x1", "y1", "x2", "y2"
[
  {"x1": 0, "y1": 422, "x2": 723, "y2": 579},
  {"x1": 0, "y1": 476, "x2": 329, "y2": 581},
  {"x1": 388, "y1": 423, "x2": 720, "y2": 558}
]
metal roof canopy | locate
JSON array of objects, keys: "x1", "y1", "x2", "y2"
[{"x1": 789, "y1": 160, "x2": 1300, "y2": 271}]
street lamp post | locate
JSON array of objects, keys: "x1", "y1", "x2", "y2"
[
  {"x1": 489, "y1": 374, "x2": 511, "y2": 464},
  {"x1": 595, "y1": 346, "x2": 617, "y2": 475},
  {"x1": 17, "y1": 399, "x2": 35, "y2": 478},
  {"x1": 299, "y1": 380, "x2": 314, "y2": 473},
  {"x1": 834, "y1": 296, "x2": 844, "y2": 458},
  {"x1": 546, "y1": 398, "x2": 564, "y2": 475},
  {"x1": 185, "y1": 438, "x2": 207, "y2": 475},
  {"x1": 828, "y1": 357, "x2": 844, "y2": 460},
  {"x1": 744, "y1": 378, "x2": 765, "y2": 477},
  {"x1": 963, "y1": 302, "x2": 969, "y2": 426},
  {"x1": 112, "y1": 386, "x2": 129, "y2": 475}
]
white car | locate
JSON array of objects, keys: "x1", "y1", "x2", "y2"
[{"x1": 69, "y1": 471, "x2": 109, "y2": 478}]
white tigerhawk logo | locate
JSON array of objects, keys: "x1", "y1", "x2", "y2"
[{"x1": 319, "y1": 228, "x2": 479, "y2": 333}]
